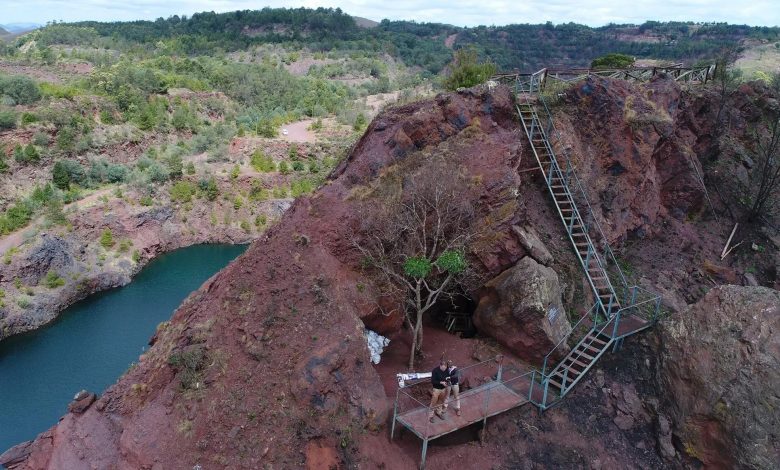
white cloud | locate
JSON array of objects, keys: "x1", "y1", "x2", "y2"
[{"x1": 1, "y1": 0, "x2": 778, "y2": 27}]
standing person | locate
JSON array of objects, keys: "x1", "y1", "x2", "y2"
[
  {"x1": 429, "y1": 359, "x2": 449, "y2": 423},
  {"x1": 444, "y1": 360, "x2": 461, "y2": 416}
]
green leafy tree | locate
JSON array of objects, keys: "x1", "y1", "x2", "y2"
[
  {"x1": 52, "y1": 160, "x2": 71, "y2": 189},
  {"x1": 443, "y1": 46, "x2": 497, "y2": 91},
  {"x1": 356, "y1": 161, "x2": 476, "y2": 368},
  {"x1": 590, "y1": 53, "x2": 635, "y2": 69}
]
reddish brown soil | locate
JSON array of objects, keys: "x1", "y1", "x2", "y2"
[{"x1": 4, "y1": 78, "x2": 777, "y2": 470}]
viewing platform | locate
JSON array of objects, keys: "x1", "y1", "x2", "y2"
[{"x1": 391, "y1": 357, "x2": 538, "y2": 469}]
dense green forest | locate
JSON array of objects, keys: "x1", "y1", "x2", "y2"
[{"x1": 4, "y1": 8, "x2": 779, "y2": 74}]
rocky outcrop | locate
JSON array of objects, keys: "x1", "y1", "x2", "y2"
[
  {"x1": 473, "y1": 257, "x2": 571, "y2": 363},
  {"x1": 5, "y1": 84, "x2": 532, "y2": 469},
  {"x1": 658, "y1": 285, "x2": 780, "y2": 469},
  {"x1": 512, "y1": 224, "x2": 553, "y2": 266}
]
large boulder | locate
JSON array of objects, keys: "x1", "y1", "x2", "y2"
[
  {"x1": 658, "y1": 286, "x2": 780, "y2": 469},
  {"x1": 473, "y1": 256, "x2": 571, "y2": 363}
]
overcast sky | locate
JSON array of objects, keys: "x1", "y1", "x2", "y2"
[{"x1": 2, "y1": 0, "x2": 779, "y2": 27}]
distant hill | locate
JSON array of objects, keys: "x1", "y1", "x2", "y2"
[
  {"x1": 30, "y1": 8, "x2": 780, "y2": 73},
  {"x1": 1, "y1": 22, "x2": 42, "y2": 33},
  {"x1": 0, "y1": 26, "x2": 9, "y2": 36},
  {"x1": 353, "y1": 16, "x2": 378, "y2": 28}
]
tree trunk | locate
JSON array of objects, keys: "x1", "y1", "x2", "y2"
[{"x1": 408, "y1": 322, "x2": 418, "y2": 370}]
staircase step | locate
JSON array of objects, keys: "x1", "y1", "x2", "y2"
[
  {"x1": 581, "y1": 343, "x2": 603, "y2": 354},
  {"x1": 589, "y1": 335, "x2": 608, "y2": 346},
  {"x1": 563, "y1": 357, "x2": 590, "y2": 369},
  {"x1": 572, "y1": 350, "x2": 595, "y2": 361},
  {"x1": 547, "y1": 378, "x2": 563, "y2": 390}
]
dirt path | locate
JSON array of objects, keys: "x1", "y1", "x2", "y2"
[{"x1": 281, "y1": 120, "x2": 317, "y2": 143}]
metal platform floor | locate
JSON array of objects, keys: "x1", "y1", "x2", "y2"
[{"x1": 395, "y1": 381, "x2": 528, "y2": 441}]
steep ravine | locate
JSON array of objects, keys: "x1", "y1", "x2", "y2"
[{"x1": 2, "y1": 78, "x2": 778, "y2": 469}]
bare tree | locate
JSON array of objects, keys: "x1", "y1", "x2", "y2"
[
  {"x1": 713, "y1": 47, "x2": 742, "y2": 129},
  {"x1": 744, "y1": 112, "x2": 780, "y2": 221},
  {"x1": 355, "y1": 161, "x2": 477, "y2": 369}
]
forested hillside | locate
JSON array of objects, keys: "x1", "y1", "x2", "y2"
[{"x1": 4, "y1": 9, "x2": 776, "y2": 74}]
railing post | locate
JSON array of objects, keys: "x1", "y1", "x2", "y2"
[
  {"x1": 611, "y1": 309, "x2": 622, "y2": 340},
  {"x1": 542, "y1": 378, "x2": 549, "y2": 407},
  {"x1": 391, "y1": 388, "x2": 400, "y2": 440},
  {"x1": 630, "y1": 286, "x2": 638, "y2": 306}
]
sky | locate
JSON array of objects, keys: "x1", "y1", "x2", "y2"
[{"x1": 1, "y1": 0, "x2": 779, "y2": 28}]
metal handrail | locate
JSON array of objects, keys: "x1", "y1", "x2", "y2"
[
  {"x1": 519, "y1": 101, "x2": 622, "y2": 315},
  {"x1": 541, "y1": 303, "x2": 598, "y2": 377},
  {"x1": 550, "y1": 314, "x2": 615, "y2": 394},
  {"x1": 536, "y1": 94, "x2": 630, "y2": 293}
]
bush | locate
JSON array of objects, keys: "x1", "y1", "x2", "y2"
[
  {"x1": 278, "y1": 160, "x2": 290, "y2": 175},
  {"x1": 100, "y1": 228, "x2": 115, "y2": 248},
  {"x1": 443, "y1": 47, "x2": 497, "y2": 91},
  {"x1": 292, "y1": 161, "x2": 305, "y2": 172},
  {"x1": 0, "y1": 109, "x2": 16, "y2": 130},
  {"x1": 200, "y1": 177, "x2": 219, "y2": 201},
  {"x1": 21, "y1": 112, "x2": 38, "y2": 125},
  {"x1": 169, "y1": 180, "x2": 197, "y2": 203},
  {"x1": 44, "y1": 270, "x2": 65, "y2": 288},
  {"x1": 0, "y1": 75, "x2": 42, "y2": 105},
  {"x1": 51, "y1": 159, "x2": 86, "y2": 189},
  {"x1": 185, "y1": 162, "x2": 196, "y2": 175},
  {"x1": 0, "y1": 202, "x2": 33, "y2": 234},
  {"x1": 291, "y1": 177, "x2": 316, "y2": 197},
  {"x1": 250, "y1": 149, "x2": 276, "y2": 172}
]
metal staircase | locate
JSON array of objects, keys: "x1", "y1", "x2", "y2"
[{"x1": 511, "y1": 69, "x2": 663, "y2": 409}]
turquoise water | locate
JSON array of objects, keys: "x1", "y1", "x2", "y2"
[{"x1": 0, "y1": 244, "x2": 246, "y2": 454}]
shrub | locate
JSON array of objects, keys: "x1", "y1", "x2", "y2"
[
  {"x1": 353, "y1": 113, "x2": 367, "y2": 131},
  {"x1": 199, "y1": 177, "x2": 219, "y2": 201},
  {"x1": 44, "y1": 270, "x2": 65, "y2": 288},
  {"x1": 233, "y1": 196, "x2": 243, "y2": 210},
  {"x1": 0, "y1": 75, "x2": 41, "y2": 105},
  {"x1": 0, "y1": 110, "x2": 16, "y2": 130},
  {"x1": 24, "y1": 144, "x2": 40, "y2": 163},
  {"x1": 255, "y1": 214, "x2": 267, "y2": 226},
  {"x1": 292, "y1": 161, "x2": 305, "y2": 172},
  {"x1": 278, "y1": 160, "x2": 290, "y2": 175},
  {"x1": 0, "y1": 202, "x2": 33, "y2": 234},
  {"x1": 291, "y1": 177, "x2": 316, "y2": 197},
  {"x1": 51, "y1": 159, "x2": 86, "y2": 189},
  {"x1": 170, "y1": 180, "x2": 197, "y2": 203},
  {"x1": 166, "y1": 154, "x2": 183, "y2": 179},
  {"x1": 443, "y1": 47, "x2": 497, "y2": 91},
  {"x1": 32, "y1": 132, "x2": 50, "y2": 146},
  {"x1": 185, "y1": 161, "x2": 196, "y2": 175},
  {"x1": 230, "y1": 164, "x2": 240, "y2": 180},
  {"x1": 139, "y1": 195, "x2": 154, "y2": 206},
  {"x1": 21, "y1": 112, "x2": 38, "y2": 125},
  {"x1": 100, "y1": 228, "x2": 115, "y2": 248},
  {"x1": 288, "y1": 143, "x2": 299, "y2": 160},
  {"x1": 250, "y1": 149, "x2": 275, "y2": 172}
]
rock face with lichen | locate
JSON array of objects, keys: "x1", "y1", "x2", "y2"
[
  {"x1": 473, "y1": 257, "x2": 571, "y2": 363},
  {"x1": 658, "y1": 286, "x2": 780, "y2": 469}
]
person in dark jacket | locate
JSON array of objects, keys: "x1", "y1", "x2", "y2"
[
  {"x1": 429, "y1": 359, "x2": 448, "y2": 422},
  {"x1": 444, "y1": 360, "x2": 461, "y2": 416}
]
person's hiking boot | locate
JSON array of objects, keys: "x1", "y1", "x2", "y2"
[
  {"x1": 456, "y1": 408, "x2": 462, "y2": 417},
  {"x1": 435, "y1": 410, "x2": 445, "y2": 420},
  {"x1": 429, "y1": 416, "x2": 435, "y2": 423}
]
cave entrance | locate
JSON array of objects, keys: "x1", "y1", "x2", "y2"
[{"x1": 430, "y1": 290, "x2": 477, "y2": 338}]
